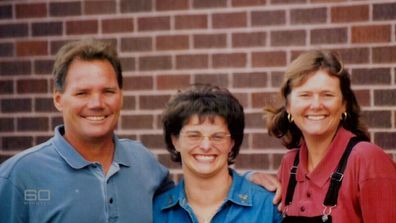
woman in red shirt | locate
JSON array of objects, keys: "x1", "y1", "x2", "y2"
[{"x1": 265, "y1": 50, "x2": 396, "y2": 223}]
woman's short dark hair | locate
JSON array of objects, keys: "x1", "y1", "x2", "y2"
[
  {"x1": 52, "y1": 39, "x2": 122, "y2": 92},
  {"x1": 162, "y1": 84, "x2": 245, "y2": 165},
  {"x1": 265, "y1": 50, "x2": 369, "y2": 149}
]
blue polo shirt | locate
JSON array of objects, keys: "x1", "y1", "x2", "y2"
[
  {"x1": 0, "y1": 125, "x2": 172, "y2": 223},
  {"x1": 153, "y1": 169, "x2": 282, "y2": 223}
]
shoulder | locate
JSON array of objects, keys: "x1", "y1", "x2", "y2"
[
  {"x1": 117, "y1": 138, "x2": 157, "y2": 160},
  {"x1": 0, "y1": 140, "x2": 54, "y2": 178},
  {"x1": 153, "y1": 182, "x2": 181, "y2": 211}
]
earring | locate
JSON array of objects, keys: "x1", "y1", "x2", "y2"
[
  {"x1": 341, "y1": 112, "x2": 348, "y2": 121},
  {"x1": 287, "y1": 113, "x2": 293, "y2": 123}
]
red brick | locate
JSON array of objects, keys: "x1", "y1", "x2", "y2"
[
  {"x1": 121, "y1": 115, "x2": 154, "y2": 129},
  {"x1": 34, "y1": 60, "x2": 54, "y2": 75},
  {"x1": 334, "y1": 48, "x2": 369, "y2": 64},
  {"x1": 157, "y1": 74, "x2": 191, "y2": 90},
  {"x1": 252, "y1": 51, "x2": 286, "y2": 67},
  {"x1": 120, "y1": 0, "x2": 152, "y2": 12},
  {"x1": 35, "y1": 97, "x2": 57, "y2": 112},
  {"x1": 120, "y1": 57, "x2": 136, "y2": 71},
  {"x1": 141, "y1": 134, "x2": 166, "y2": 149},
  {"x1": 373, "y1": 46, "x2": 396, "y2": 63},
  {"x1": 352, "y1": 25, "x2": 391, "y2": 43},
  {"x1": 351, "y1": 68, "x2": 391, "y2": 85},
  {"x1": 66, "y1": 20, "x2": 98, "y2": 35},
  {"x1": 252, "y1": 91, "x2": 280, "y2": 108},
  {"x1": 36, "y1": 135, "x2": 53, "y2": 144},
  {"x1": 270, "y1": 0, "x2": 306, "y2": 4},
  {"x1": 193, "y1": 0, "x2": 227, "y2": 8},
  {"x1": 213, "y1": 12, "x2": 247, "y2": 29},
  {"x1": 271, "y1": 71, "x2": 284, "y2": 87},
  {"x1": 17, "y1": 79, "x2": 48, "y2": 93},
  {"x1": 16, "y1": 41, "x2": 48, "y2": 57},
  {"x1": 233, "y1": 93, "x2": 249, "y2": 108},
  {"x1": 139, "y1": 56, "x2": 172, "y2": 71},
  {"x1": 156, "y1": 35, "x2": 189, "y2": 51},
  {"x1": 374, "y1": 89, "x2": 396, "y2": 106},
  {"x1": 16, "y1": 3, "x2": 47, "y2": 18},
  {"x1": 311, "y1": 0, "x2": 344, "y2": 2},
  {"x1": 233, "y1": 72, "x2": 268, "y2": 88},
  {"x1": 51, "y1": 116, "x2": 64, "y2": 129},
  {"x1": 139, "y1": 95, "x2": 171, "y2": 109},
  {"x1": 374, "y1": 132, "x2": 396, "y2": 150},
  {"x1": 271, "y1": 30, "x2": 305, "y2": 46},
  {"x1": 84, "y1": 0, "x2": 116, "y2": 15},
  {"x1": 232, "y1": 0, "x2": 266, "y2": 7},
  {"x1": 213, "y1": 53, "x2": 247, "y2": 68},
  {"x1": 291, "y1": 7, "x2": 326, "y2": 24},
  {"x1": 0, "y1": 118, "x2": 14, "y2": 132},
  {"x1": 2, "y1": 136, "x2": 33, "y2": 151},
  {"x1": 102, "y1": 18, "x2": 134, "y2": 33},
  {"x1": 232, "y1": 32, "x2": 267, "y2": 48},
  {"x1": 138, "y1": 16, "x2": 171, "y2": 31},
  {"x1": 17, "y1": 117, "x2": 49, "y2": 131},
  {"x1": 193, "y1": 34, "x2": 226, "y2": 49},
  {"x1": 194, "y1": 73, "x2": 229, "y2": 88},
  {"x1": 245, "y1": 112, "x2": 266, "y2": 128},
  {"x1": 373, "y1": 3, "x2": 396, "y2": 21},
  {"x1": 122, "y1": 96, "x2": 136, "y2": 110},
  {"x1": 361, "y1": 110, "x2": 391, "y2": 128},
  {"x1": 175, "y1": 14, "x2": 208, "y2": 30},
  {"x1": 124, "y1": 76, "x2": 153, "y2": 90},
  {"x1": 49, "y1": 1, "x2": 81, "y2": 17},
  {"x1": 331, "y1": 5, "x2": 369, "y2": 23},
  {"x1": 354, "y1": 89, "x2": 370, "y2": 107},
  {"x1": 252, "y1": 10, "x2": 286, "y2": 26},
  {"x1": 121, "y1": 37, "x2": 152, "y2": 52},
  {"x1": 32, "y1": 22, "x2": 62, "y2": 37},
  {"x1": 0, "y1": 80, "x2": 13, "y2": 94},
  {"x1": 0, "y1": 61, "x2": 31, "y2": 76},
  {"x1": 176, "y1": 54, "x2": 209, "y2": 69},
  {"x1": 1, "y1": 99, "x2": 31, "y2": 113},
  {"x1": 311, "y1": 28, "x2": 347, "y2": 45},
  {"x1": 156, "y1": 0, "x2": 188, "y2": 11},
  {"x1": 0, "y1": 43, "x2": 13, "y2": 57},
  {"x1": 235, "y1": 153, "x2": 269, "y2": 169},
  {"x1": 0, "y1": 24, "x2": 28, "y2": 38},
  {"x1": 0, "y1": 5, "x2": 12, "y2": 19},
  {"x1": 252, "y1": 133, "x2": 283, "y2": 149}
]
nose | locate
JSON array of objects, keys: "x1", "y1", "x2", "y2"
[
  {"x1": 88, "y1": 93, "x2": 105, "y2": 108},
  {"x1": 310, "y1": 95, "x2": 322, "y2": 109},
  {"x1": 199, "y1": 136, "x2": 211, "y2": 151}
]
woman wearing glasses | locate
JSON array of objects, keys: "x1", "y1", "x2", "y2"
[{"x1": 153, "y1": 84, "x2": 282, "y2": 223}]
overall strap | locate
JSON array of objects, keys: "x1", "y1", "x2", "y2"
[
  {"x1": 323, "y1": 137, "x2": 361, "y2": 206},
  {"x1": 284, "y1": 137, "x2": 362, "y2": 207},
  {"x1": 285, "y1": 151, "x2": 299, "y2": 205}
]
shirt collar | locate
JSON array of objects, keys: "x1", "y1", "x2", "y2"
[
  {"x1": 296, "y1": 127, "x2": 354, "y2": 188},
  {"x1": 52, "y1": 125, "x2": 131, "y2": 169},
  {"x1": 159, "y1": 169, "x2": 253, "y2": 211}
]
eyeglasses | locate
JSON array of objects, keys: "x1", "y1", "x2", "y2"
[{"x1": 179, "y1": 131, "x2": 231, "y2": 145}]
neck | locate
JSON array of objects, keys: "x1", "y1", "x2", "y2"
[
  {"x1": 184, "y1": 168, "x2": 232, "y2": 223},
  {"x1": 64, "y1": 133, "x2": 115, "y2": 174},
  {"x1": 303, "y1": 129, "x2": 338, "y2": 172}
]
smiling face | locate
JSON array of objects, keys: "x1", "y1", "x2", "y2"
[
  {"x1": 172, "y1": 115, "x2": 234, "y2": 179},
  {"x1": 287, "y1": 70, "x2": 346, "y2": 142},
  {"x1": 54, "y1": 59, "x2": 123, "y2": 145}
]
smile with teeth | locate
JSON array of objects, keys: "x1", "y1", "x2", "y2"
[
  {"x1": 306, "y1": 115, "x2": 326, "y2": 120},
  {"x1": 85, "y1": 115, "x2": 107, "y2": 121},
  {"x1": 194, "y1": 154, "x2": 216, "y2": 162}
]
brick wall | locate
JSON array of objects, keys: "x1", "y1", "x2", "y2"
[{"x1": 1, "y1": 0, "x2": 396, "y2": 179}]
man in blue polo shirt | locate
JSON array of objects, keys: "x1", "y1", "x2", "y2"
[{"x1": 0, "y1": 39, "x2": 172, "y2": 223}]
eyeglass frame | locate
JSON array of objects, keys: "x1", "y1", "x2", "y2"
[{"x1": 178, "y1": 131, "x2": 232, "y2": 145}]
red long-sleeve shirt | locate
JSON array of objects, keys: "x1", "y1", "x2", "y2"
[{"x1": 278, "y1": 128, "x2": 396, "y2": 223}]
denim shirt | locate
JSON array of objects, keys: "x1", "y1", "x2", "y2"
[
  {"x1": 0, "y1": 125, "x2": 172, "y2": 223},
  {"x1": 153, "y1": 169, "x2": 282, "y2": 223}
]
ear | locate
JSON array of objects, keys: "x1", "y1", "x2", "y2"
[
  {"x1": 53, "y1": 91, "x2": 63, "y2": 112},
  {"x1": 171, "y1": 135, "x2": 180, "y2": 152}
]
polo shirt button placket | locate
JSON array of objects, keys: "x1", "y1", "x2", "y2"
[{"x1": 300, "y1": 206, "x2": 305, "y2": 212}]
